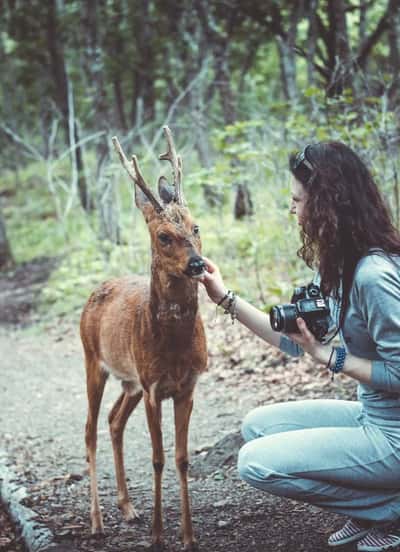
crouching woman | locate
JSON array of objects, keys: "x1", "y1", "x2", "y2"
[{"x1": 200, "y1": 142, "x2": 400, "y2": 552}]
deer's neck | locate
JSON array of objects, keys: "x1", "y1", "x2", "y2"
[{"x1": 149, "y1": 265, "x2": 198, "y2": 327}]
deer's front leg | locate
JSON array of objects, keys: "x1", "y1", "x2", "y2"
[
  {"x1": 174, "y1": 391, "x2": 196, "y2": 551},
  {"x1": 144, "y1": 393, "x2": 164, "y2": 550}
]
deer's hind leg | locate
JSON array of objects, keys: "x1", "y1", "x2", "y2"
[
  {"x1": 85, "y1": 355, "x2": 108, "y2": 535},
  {"x1": 108, "y1": 387, "x2": 143, "y2": 522}
]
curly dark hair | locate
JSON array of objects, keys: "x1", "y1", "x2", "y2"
[{"x1": 289, "y1": 141, "x2": 400, "y2": 328}]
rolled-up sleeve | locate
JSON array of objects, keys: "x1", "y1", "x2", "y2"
[
  {"x1": 279, "y1": 335, "x2": 304, "y2": 357},
  {"x1": 358, "y1": 259, "x2": 400, "y2": 393}
]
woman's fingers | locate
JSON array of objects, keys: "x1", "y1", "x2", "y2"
[
  {"x1": 296, "y1": 317, "x2": 313, "y2": 339},
  {"x1": 198, "y1": 270, "x2": 213, "y2": 283},
  {"x1": 202, "y1": 256, "x2": 218, "y2": 274},
  {"x1": 286, "y1": 318, "x2": 315, "y2": 347}
]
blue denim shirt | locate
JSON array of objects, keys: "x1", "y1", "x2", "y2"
[{"x1": 280, "y1": 252, "x2": 400, "y2": 427}]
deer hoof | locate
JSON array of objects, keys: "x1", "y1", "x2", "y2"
[
  {"x1": 120, "y1": 501, "x2": 142, "y2": 522},
  {"x1": 90, "y1": 514, "x2": 104, "y2": 536},
  {"x1": 150, "y1": 540, "x2": 164, "y2": 552},
  {"x1": 184, "y1": 539, "x2": 198, "y2": 551}
]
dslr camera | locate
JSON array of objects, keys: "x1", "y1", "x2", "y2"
[{"x1": 269, "y1": 283, "x2": 330, "y2": 341}]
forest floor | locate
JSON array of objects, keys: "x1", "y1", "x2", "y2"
[{"x1": 0, "y1": 258, "x2": 359, "y2": 552}]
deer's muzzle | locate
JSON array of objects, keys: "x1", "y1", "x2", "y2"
[{"x1": 185, "y1": 256, "x2": 206, "y2": 278}]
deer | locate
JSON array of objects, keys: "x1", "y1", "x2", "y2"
[{"x1": 80, "y1": 126, "x2": 208, "y2": 551}]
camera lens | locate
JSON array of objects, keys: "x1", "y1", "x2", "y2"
[
  {"x1": 270, "y1": 306, "x2": 284, "y2": 331},
  {"x1": 269, "y1": 304, "x2": 299, "y2": 333}
]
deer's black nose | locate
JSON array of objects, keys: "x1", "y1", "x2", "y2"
[{"x1": 186, "y1": 256, "x2": 206, "y2": 277}]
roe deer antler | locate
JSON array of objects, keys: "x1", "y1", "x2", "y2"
[
  {"x1": 112, "y1": 136, "x2": 164, "y2": 213},
  {"x1": 159, "y1": 125, "x2": 185, "y2": 205}
]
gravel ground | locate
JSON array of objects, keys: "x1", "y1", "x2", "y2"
[{"x1": 0, "y1": 300, "x2": 359, "y2": 552}]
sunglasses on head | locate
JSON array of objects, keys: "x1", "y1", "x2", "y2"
[{"x1": 293, "y1": 145, "x2": 313, "y2": 171}]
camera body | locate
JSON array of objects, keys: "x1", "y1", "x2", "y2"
[{"x1": 269, "y1": 283, "x2": 330, "y2": 341}]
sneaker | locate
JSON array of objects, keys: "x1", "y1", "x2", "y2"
[
  {"x1": 328, "y1": 519, "x2": 370, "y2": 547},
  {"x1": 357, "y1": 527, "x2": 400, "y2": 551}
]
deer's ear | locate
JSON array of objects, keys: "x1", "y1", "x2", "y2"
[
  {"x1": 158, "y1": 176, "x2": 176, "y2": 205},
  {"x1": 134, "y1": 187, "x2": 155, "y2": 221}
]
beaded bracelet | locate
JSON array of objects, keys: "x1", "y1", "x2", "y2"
[
  {"x1": 328, "y1": 346, "x2": 347, "y2": 381},
  {"x1": 217, "y1": 289, "x2": 237, "y2": 324},
  {"x1": 217, "y1": 293, "x2": 229, "y2": 307},
  {"x1": 326, "y1": 347, "x2": 335, "y2": 371}
]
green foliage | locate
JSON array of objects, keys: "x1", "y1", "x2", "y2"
[
  {"x1": 3, "y1": 80, "x2": 400, "y2": 326},
  {"x1": 1, "y1": 0, "x2": 399, "y2": 327},
  {"x1": 40, "y1": 239, "x2": 150, "y2": 320}
]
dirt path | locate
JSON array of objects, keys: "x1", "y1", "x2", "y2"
[{"x1": 0, "y1": 301, "x2": 359, "y2": 552}]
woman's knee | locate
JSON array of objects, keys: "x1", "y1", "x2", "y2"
[
  {"x1": 241, "y1": 407, "x2": 261, "y2": 442},
  {"x1": 241, "y1": 404, "x2": 278, "y2": 442},
  {"x1": 241, "y1": 401, "x2": 301, "y2": 443},
  {"x1": 238, "y1": 437, "x2": 282, "y2": 481},
  {"x1": 237, "y1": 439, "x2": 284, "y2": 490},
  {"x1": 237, "y1": 440, "x2": 258, "y2": 483},
  {"x1": 238, "y1": 439, "x2": 304, "y2": 498}
]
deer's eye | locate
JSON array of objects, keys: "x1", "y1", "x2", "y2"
[
  {"x1": 158, "y1": 233, "x2": 172, "y2": 245},
  {"x1": 193, "y1": 225, "x2": 200, "y2": 235}
]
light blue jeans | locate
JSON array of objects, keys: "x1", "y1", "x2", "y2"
[{"x1": 238, "y1": 400, "x2": 400, "y2": 522}]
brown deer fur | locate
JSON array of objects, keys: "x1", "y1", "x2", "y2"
[{"x1": 80, "y1": 130, "x2": 207, "y2": 550}]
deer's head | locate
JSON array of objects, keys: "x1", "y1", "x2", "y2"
[{"x1": 112, "y1": 127, "x2": 205, "y2": 280}]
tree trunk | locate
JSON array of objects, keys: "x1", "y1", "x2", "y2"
[
  {"x1": 83, "y1": 0, "x2": 109, "y2": 172},
  {"x1": 113, "y1": 78, "x2": 128, "y2": 131},
  {"x1": 388, "y1": 0, "x2": 400, "y2": 105},
  {"x1": 212, "y1": 40, "x2": 253, "y2": 219},
  {"x1": 83, "y1": 0, "x2": 121, "y2": 244},
  {"x1": 326, "y1": 0, "x2": 352, "y2": 96},
  {"x1": 310, "y1": 0, "x2": 391, "y2": 93},
  {"x1": 194, "y1": 0, "x2": 253, "y2": 217},
  {"x1": 189, "y1": 71, "x2": 212, "y2": 168},
  {"x1": 306, "y1": 0, "x2": 318, "y2": 87},
  {"x1": 276, "y1": 36, "x2": 298, "y2": 102},
  {"x1": 109, "y1": 0, "x2": 127, "y2": 130},
  {"x1": 0, "y1": 204, "x2": 14, "y2": 271},
  {"x1": 238, "y1": 34, "x2": 263, "y2": 95},
  {"x1": 130, "y1": 0, "x2": 155, "y2": 124},
  {"x1": 234, "y1": 184, "x2": 254, "y2": 219},
  {"x1": 359, "y1": 0, "x2": 368, "y2": 45},
  {"x1": 98, "y1": 170, "x2": 121, "y2": 245},
  {"x1": 195, "y1": 0, "x2": 239, "y2": 123},
  {"x1": 273, "y1": 1, "x2": 303, "y2": 103},
  {"x1": 214, "y1": 40, "x2": 237, "y2": 125},
  {"x1": 46, "y1": 0, "x2": 90, "y2": 211}
]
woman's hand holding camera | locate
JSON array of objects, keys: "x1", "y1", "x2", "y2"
[{"x1": 287, "y1": 318, "x2": 332, "y2": 365}]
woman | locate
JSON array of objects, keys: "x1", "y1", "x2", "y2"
[{"x1": 199, "y1": 142, "x2": 400, "y2": 552}]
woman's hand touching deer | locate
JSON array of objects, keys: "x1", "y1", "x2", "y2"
[
  {"x1": 200, "y1": 256, "x2": 282, "y2": 349},
  {"x1": 199, "y1": 256, "x2": 228, "y2": 304}
]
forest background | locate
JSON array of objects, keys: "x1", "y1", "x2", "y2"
[{"x1": 1, "y1": 0, "x2": 399, "y2": 323}]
